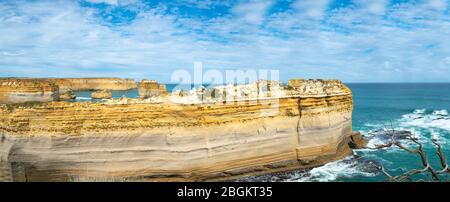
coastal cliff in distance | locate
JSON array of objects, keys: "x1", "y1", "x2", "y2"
[
  {"x1": 47, "y1": 78, "x2": 137, "y2": 92},
  {"x1": 0, "y1": 79, "x2": 362, "y2": 182},
  {"x1": 0, "y1": 79, "x2": 59, "y2": 104},
  {"x1": 0, "y1": 78, "x2": 137, "y2": 104}
]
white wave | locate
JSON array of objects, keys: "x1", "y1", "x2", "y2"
[
  {"x1": 292, "y1": 156, "x2": 376, "y2": 182},
  {"x1": 366, "y1": 137, "x2": 387, "y2": 149},
  {"x1": 414, "y1": 108, "x2": 426, "y2": 114},
  {"x1": 432, "y1": 109, "x2": 448, "y2": 116},
  {"x1": 363, "y1": 123, "x2": 383, "y2": 129},
  {"x1": 430, "y1": 128, "x2": 448, "y2": 145},
  {"x1": 399, "y1": 109, "x2": 450, "y2": 131},
  {"x1": 75, "y1": 97, "x2": 91, "y2": 100}
]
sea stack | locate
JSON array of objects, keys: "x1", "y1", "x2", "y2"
[
  {"x1": 59, "y1": 89, "x2": 76, "y2": 100},
  {"x1": 91, "y1": 90, "x2": 112, "y2": 99},
  {"x1": 0, "y1": 78, "x2": 359, "y2": 182},
  {"x1": 139, "y1": 79, "x2": 163, "y2": 98}
]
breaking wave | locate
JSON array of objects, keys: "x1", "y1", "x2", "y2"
[
  {"x1": 236, "y1": 155, "x2": 378, "y2": 182},
  {"x1": 400, "y1": 109, "x2": 450, "y2": 131},
  {"x1": 293, "y1": 156, "x2": 377, "y2": 182},
  {"x1": 75, "y1": 97, "x2": 91, "y2": 100}
]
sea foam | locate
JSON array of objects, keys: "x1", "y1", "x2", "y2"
[
  {"x1": 293, "y1": 156, "x2": 376, "y2": 182},
  {"x1": 75, "y1": 97, "x2": 91, "y2": 100},
  {"x1": 400, "y1": 109, "x2": 450, "y2": 131}
]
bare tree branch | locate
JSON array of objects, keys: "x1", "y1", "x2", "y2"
[{"x1": 368, "y1": 125, "x2": 448, "y2": 182}]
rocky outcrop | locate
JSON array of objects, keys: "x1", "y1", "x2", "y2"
[
  {"x1": 139, "y1": 79, "x2": 165, "y2": 98},
  {"x1": 0, "y1": 79, "x2": 357, "y2": 182},
  {"x1": 159, "y1": 84, "x2": 167, "y2": 95},
  {"x1": 0, "y1": 78, "x2": 59, "y2": 104},
  {"x1": 59, "y1": 89, "x2": 76, "y2": 100},
  {"x1": 91, "y1": 90, "x2": 112, "y2": 99}
]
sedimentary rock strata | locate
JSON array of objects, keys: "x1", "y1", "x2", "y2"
[
  {"x1": 91, "y1": 90, "x2": 112, "y2": 99},
  {"x1": 59, "y1": 89, "x2": 76, "y2": 100},
  {"x1": 159, "y1": 84, "x2": 167, "y2": 95},
  {"x1": 47, "y1": 78, "x2": 137, "y2": 91},
  {"x1": 139, "y1": 79, "x2": 164, "y2": 98},
  {"x1": 0, "y1": 78, "x2": 59, "y2": 104},
  {"x1": 0, "y1": 79, "x2": 357, "y2": 182},
  {"x1": 0, "y1": 78, "x2": 137, "y2": 104}
]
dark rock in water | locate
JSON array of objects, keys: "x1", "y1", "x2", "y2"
[
  {"x1": 358, "y1": 159, "x2": 383, "y2": 174},
  {"x1": 348, "y1": 131, "x2": 368, "y2": 149}
]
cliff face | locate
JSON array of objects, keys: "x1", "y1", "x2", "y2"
[
  {"x1": 0, "y1": 80, "x2": 355, "y2": 182},
  {"x1": 47, "y1": 78, "x2": 137, "y2": 92},
  {"x1": 138, "y1": 79, "x2": 165, "y2": 98},
  {"x1": 0, "y1": 79, "x2": 59, "y2": 104},
  {"x1": 0, "y1": 78, "x2": 137, "y2": 103}
]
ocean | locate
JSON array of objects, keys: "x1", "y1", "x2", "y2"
[{"x1": 75, "y1": 83, "x2": 450, "y2": 182}]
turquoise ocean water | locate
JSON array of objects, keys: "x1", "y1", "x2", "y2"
[{"x1": 75, "y1": 83, "x2": 450, "y2": 182}]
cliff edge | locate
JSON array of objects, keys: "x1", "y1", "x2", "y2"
[{"x1": 0, "y1": 79, "x2": 358, "y2": 182}]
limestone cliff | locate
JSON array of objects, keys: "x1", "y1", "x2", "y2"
[
  {"x1": 0, "y1": 79, "x2": 356, "y2": 182},
  {"x1": 0, "y1": 78, "x2": 137, "y2": 103},
  {"x1": 47, "y1": 78, "x2": 137, "y2": 91},
  {"x1": 0, "y1": 78, "x2": 59, "y2": 104},
  {"x1": 91, "y1": 90, "x2": 112, "y2": 99},
  {"x1": 139, "y1": 79, "x2": 165, "y2": 98}
]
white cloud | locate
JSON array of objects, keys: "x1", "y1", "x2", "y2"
[
  {"x1": 427, "y1": 0, "x2": 448, "y2": 10},
  {"x1": 231, "y1": 0, "x2": 273, "y2": 24},
  {"x1": 292, "y1": 0, "x2": 330, "y2": 19},
  {"x1": 353, "y1": 0, "x2": 388, "y2": 15},
  {"x1": 0, "y1": 0, "x2": 449, "y2": 82},
  {"x1": 85, "y1": 0, "x2": 118, "y2": 6}
]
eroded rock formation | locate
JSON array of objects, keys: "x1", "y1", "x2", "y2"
[
  {"x1": 91, "y1": 90, "x2": 112, "y2": 99},
  {"x1": 0, "y1": 78, "x2": 59, "y2": 104},
  {"x1": 139, "y1": 79, "x2": 165, "y2": 98},
  {"x1": 47, "y1": 78, "x2": 137, "y2": 91},
  {"x1": 0, "y1": 78, "x2": 136, "y2": 104},
  {"x1": 59, "y1": 89, "x2": 76, "y2": 100},
  {"x1": 0, "y1": 79, "x2": 359, "y2": 182}
]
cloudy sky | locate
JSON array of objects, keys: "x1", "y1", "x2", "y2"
[{"x1": 0, "y1": 0, "x2": 449, "y2": 83}]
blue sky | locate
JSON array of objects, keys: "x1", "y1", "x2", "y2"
[{"x1": 0, "y1": 0, "x2": 449, "y2": 83}]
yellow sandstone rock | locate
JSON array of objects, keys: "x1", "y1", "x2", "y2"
[
  {"x1": 91, "y1": 90, "x2": 112, "y2": 99},
  {"x1": 0, "y1": 79, "x2": 359, "y2": 182},
  {"x1": 48, "y1": 78, "x2": 137, "y2": 91},
  {"x1": 139, "y1": 79, "x2": 166, "y2": 98},
  {"x1": 0, "y1": 78, "x2": 59, "y2": 104},
  {"x1": 59, "y1": 89, "x2": 76, "y2": 100}
]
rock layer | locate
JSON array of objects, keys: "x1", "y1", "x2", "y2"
[
  {"x1": 139, "y1": 79, "x2": 165, "y2": 98},
  {"x1": 91, "y1": 90, "x2": 112, "y2": 99},
  {"x1": 0, "y1": 79, "x2": 356, "y2": 182},
  {"x1": 59, "y1": 89, "x2": 76, "y2": 100},
  {"x1": 47, "y1": 78, "x2": 137, "y2": 91},
  {"x1": 0, "y1": 78, "x2": 59, "y2": 104}
]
